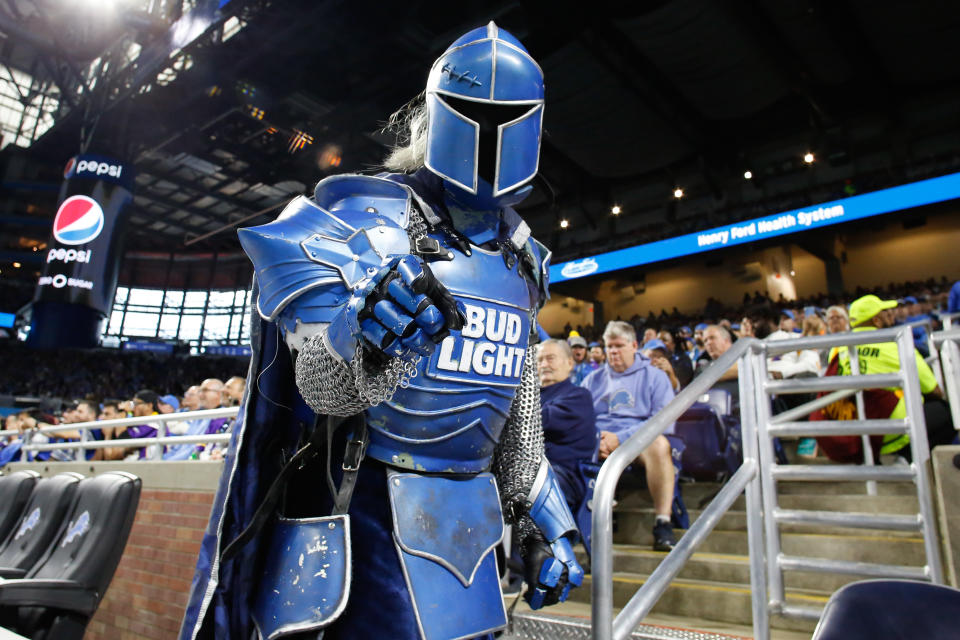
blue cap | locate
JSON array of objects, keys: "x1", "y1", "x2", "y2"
[
  {"x1": 695, "y1": 323, "x2": 708, "y2": 331},
  {"x1": 804, "y1": 306, "x2": 817, "y2": 316},
  {"x1": 731, "y1": 323, "x2": 741, "y2": 331},
  {"x1": 159, "y1": 394, "x2": 180, "y2": 411},
  {"x1": 588, "y1": 341, "x2": 602, "y2": 348},
  {"x1": 781, "y1": 309, "x2": 795, "y2": 320},
  {"x1": 903, "y1": 296, "x2": 918, "y2": 305},
  {"x1": 680, "y1": 325, "x2": 692, "y2": 334},
  {"x1": 643, "y1": 338, "x2": 668, "y2": 352}
]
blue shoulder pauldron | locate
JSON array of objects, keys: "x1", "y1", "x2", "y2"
[{"x1": 238, "y1": 175, "x2": 417, "y2": 331}]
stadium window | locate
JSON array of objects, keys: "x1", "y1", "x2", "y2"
[{"x1": 103, "y1": 287, "x2": 252, "y2": 349}]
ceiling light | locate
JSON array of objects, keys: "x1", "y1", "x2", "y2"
[
  {"x1": 611, "y1": 205, "x2": 621, "y2": 215},
  {"x1": 743, "y1": 170, "x2": 753, "y2": 180},
  {"x1": 673, "y1": 188, "x2": 684, "y2": 199},
  {"x1": 560, "y1": 219, "x2": 569, "y2": 229},
  {"x1": 12, "y1": 262, "x2": 20, "y2": 268},
  {"x1": 789, "y1": 270, "x2": 796, "y2": 276},
  {"x1": 803, "y1": 152, "x2": 815, "y2": 164}
]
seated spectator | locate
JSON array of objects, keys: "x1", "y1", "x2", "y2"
[
  {"x1": 689, "y1": 323, "x2": 708, "y2": 364},
  {"x1": 164, "y1": 378, "x2": 230, "y2": 460},
  {"x1": 159, "y1": 395, "x2": 179, "y2": 414},
  {"x1": 643, "y1": 339, "x2": 681, "y2": 392},
  {"x1": 100, "y1": 390, "x2": 162, "y2": 461},
  {"x1": 696, "y1": 325, "x2": 740, "y2": 413},
  {"x1": 72, "y1": 399, "x2": 103, "y2": 461},
  {"x1": 754, "y1": 307, "x2": 820, "y2": 380},
  {"x1": 582, "y1": 321, "x2": 677, "y2": 551},
  {"x1": 224, "y1": 376, "x2": 246, "y2": 407},
  {"x1": 658, "y1": 329, "x2": 694, "y2": 388},
  {"x1": 181, "y1": 385, "x2": 202, "y2": 412},
  {"x1": 588, "y1": 342, "x2": 606, "y2": 368},
  {"x1": 567, "y1": 336, "x2": 591, "y2": 386},
  {"x1": 899, "y1": 296, "x2": 931, "y2": 358},
  {"x1": 6, "y1": 409, "x2": 56, "y2": 463},
  {"x1": 159, "y1": 394, "x2": 190, "y2": 437},
  {"x1": 536, "y1": 339, "x2": 597, "y2": 513},
  {"x1": 822, "y1": 295, "x2": 953, "y2": 459},
  {"x1": 779, "y1": 309, "x2": 800, "y2": 334},
  {"x1": 825, "y1": 305, "x2": 850, "y2": 334}
]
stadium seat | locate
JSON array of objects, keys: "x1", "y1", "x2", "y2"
[
  {"x1": 701, "y1": 389, "x2": 732, "y2": 417},
  {"x1": 813, "y1": 579, "x2": 960, "y2": 640},
  {"x1": 0, "y1": 471, "x2": 40, "y2": 544},
  {"x1": 0, "y1": 471, "x2": 141, "y2": 640},
  {"x1": 0, "y1": 473, "x2": 84, "y2": 579},
  {"x1": 675, "y1": 404, "x2": 733, "y2": 482}
]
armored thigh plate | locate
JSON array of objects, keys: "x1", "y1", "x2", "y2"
[
  {"x1": 252, "y1": 514, "x2": 350, "y2": 639},
  {"x1": 388, "y1": 470, "x2": 506, "y2": 640}
]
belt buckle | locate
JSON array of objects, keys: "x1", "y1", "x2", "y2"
[{"x1": 342, "y1": 437, "x2": 367, "y2": 472}]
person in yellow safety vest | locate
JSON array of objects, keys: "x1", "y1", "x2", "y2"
[{"x1": 830, "y1": 294, "x2": 953, "y2": 459}]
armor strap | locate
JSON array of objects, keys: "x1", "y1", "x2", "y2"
[
  {"x1": 328, "y1": 416, "x2": 368, "y2": 515},
  {"x1": 220, "y1": 414, "x2": 331, "y2": 562}
]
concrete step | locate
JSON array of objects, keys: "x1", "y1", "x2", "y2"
[
  {"x1": 616, "y1": 483, "x2": 922, "y2": 512},
  {"x1": 617, "y1": 478, "x2": 922, "y2": 506},
  {"x1": 570, "y1": 572, "x2": 823, "y2": 632},
  {"x1": 505, "y1": 599, "x2": 812, "y2": 640},
  {"x1": 590, "y1": 546, "x2": 900, "y2": 594},
  {"x1": 634, "y1": 530, "x2": 928, "y2": 565},
  {"x1": 615, "y1": 508, "x2": 927, "y2": 545}
]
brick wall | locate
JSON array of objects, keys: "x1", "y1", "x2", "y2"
[{"x1": 84, "y1": 489, "x2": 215, "y2": 640}]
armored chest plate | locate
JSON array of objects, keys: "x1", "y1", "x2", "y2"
[{"x1": 365, "y1": 240, "x2": 533, "y2": 473}]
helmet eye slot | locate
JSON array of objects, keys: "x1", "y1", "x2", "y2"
[{"x1": 441, "y1": 96, "x2": 533, "y2": 187}]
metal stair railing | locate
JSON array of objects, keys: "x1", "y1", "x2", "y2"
[
  {"x1": 591, "y1": 337, "x2": 768, "y2": 640},
  {"x1": 933, "y1": 328, "x2": 960, "y2": 435},
  {"x1": 751, "y1": 326, "x2": 944, "y2": 623}
]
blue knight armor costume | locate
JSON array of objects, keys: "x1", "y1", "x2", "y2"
[{"x1": 180, "y1": 23, "x2": 582, "y2": 640}]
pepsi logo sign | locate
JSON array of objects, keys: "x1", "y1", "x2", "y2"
[{"x1": 53, "y1": 195, "x2": 105, "y2": 246}]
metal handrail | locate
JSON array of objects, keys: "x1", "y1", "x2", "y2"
[
  {"x1": 934, "y1": 329, "x2": 960, "y2": 436},
  {"x1": 591, "y1": 336, "x2": 764, "y2": 640},
  {"x1": 7, "y1": 407, "x2": 239, "y2": 460},
  {"x1": 753, "y1": 325, "x2": 943, "y2": 625}
]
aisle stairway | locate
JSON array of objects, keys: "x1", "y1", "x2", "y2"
[{"x1": 516, "y1": 471, "x2": 927, "y2": 638}]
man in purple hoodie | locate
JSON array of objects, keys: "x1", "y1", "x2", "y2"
[{"x1": 582, "y1": 321, "x2": 677, "y2": 551}]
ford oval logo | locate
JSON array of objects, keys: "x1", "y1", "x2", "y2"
[{"x1": 560, "y1": 258, "x2": 598, "y2": 279}]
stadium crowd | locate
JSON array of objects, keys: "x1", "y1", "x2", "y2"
[
  {"x1": 0, "y1": 340, "x2": 248, "y2": 465},
  {"x1": 1, "y1": 276, "x2": 957, "y2": 551}
]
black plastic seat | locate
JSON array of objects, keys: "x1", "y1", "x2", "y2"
[
  {"x1": 0, "y1": 471, "x2": 40, "y2": 544},
  {"x1": 0, "y1": 472, "x2": 83, "y2": 579},
  {"x1": 0, "y1": 471, "x2": 141, "y2": 640},
  {"x1": 813, "y1": 579, "x2": 960, "y2": 640}
]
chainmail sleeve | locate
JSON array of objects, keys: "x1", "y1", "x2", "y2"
[
  {"x1": 290, "y1": 205, "x2": 431, "y2": 417},
  {"x1": 294, "y1": 337, "x2": 421, "y2": 416},
  {"x1": 492, "y1": 341, "x2": 545, "y2": 544}
]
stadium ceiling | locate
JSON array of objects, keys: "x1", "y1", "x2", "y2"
[{"x1": 2, "y1": 0, "x2": 960, "y2": 265}]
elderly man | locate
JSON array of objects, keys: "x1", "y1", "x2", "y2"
[
  {"x1": 825, "y1": 305, "x2": 850, "y2": 334},
  {"x1": 223, "y1": 376, "x2": 246, "y2": 407},
  {"x1": 164, "y1": 378, "x2": 229, "y2": 460},
  {"x1": 181, "y1": 385, "x2": 201, "y2": 412},
  {"x1": 537, "y1": 339, "x2": 597, "y2": 513},
  {"x1": 582, "y1": 321, "x2": 677, "y2": 551}
]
